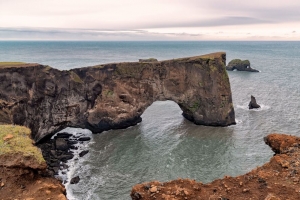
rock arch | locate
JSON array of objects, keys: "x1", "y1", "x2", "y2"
[{"x1": 0, "y1": 52, "x2": 235, "y2": 142}]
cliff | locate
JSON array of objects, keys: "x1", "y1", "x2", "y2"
[
  {"x1": 0, "y1": 52, "x2": 235, "y2": 142},
  {"x1": 0, "y1": 125, "x2": 66, "y2": 200},
  {"x1": 131, "y1": 133, "x2": 300, "y2": 200}
]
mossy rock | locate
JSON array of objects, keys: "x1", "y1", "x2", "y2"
[{"x1": 139, "y1": 58, "x2": 158, "y2": 62}]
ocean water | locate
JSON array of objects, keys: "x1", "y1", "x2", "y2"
[{"x1": 1, "y1": 41, "x2": 300, "y2": 199}]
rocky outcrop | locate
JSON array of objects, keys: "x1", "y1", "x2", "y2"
[
  {"x1": 249, "y1": 95, "x2": 261, "y2": 109},
  {"x1": 37, "y1": 132, "x2": 91, "y2": 177},
  {"x1": 131, "y1": 133, "x2": 300, "y2": 200},
  {"x1": 0, "y1": 52, "x2": 235, "y2": 142},
  {"x1": 0, "y1": 125, "x2": 66, "y2": 200},
  {"x1": 226, "y1": 59, "x2": 259, "y2": 72}
]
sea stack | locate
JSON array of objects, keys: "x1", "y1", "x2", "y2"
[
  {"x1": 248, "y1": 95, "x2": 261, "y2": 109},
  {"x1": 226, "y1": 59, "x2": 259, "y2": 72}
]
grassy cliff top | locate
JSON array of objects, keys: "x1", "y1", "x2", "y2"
[
  {"x1": 0, "y1": 62, "x2": 40, "y2": 69},
  {"x1": 0, "y1": 125, "x2": 45, "y2": 164}
]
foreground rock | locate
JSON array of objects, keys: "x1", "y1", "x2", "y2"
[
  {"x1": 131, "y1": 133, "x2": 300, "y2": 200},
  {"x1": 249, "y1": 95, "x2": 261, "y2": 109},
  {"x1": 226, "y1": 59, "x2": 259, "y2": 72},
  {"x1": 0, "y1": 125, "x2": 66, "y2": 200},
  {"x1": 0, "y1": 52, "x2": 235, "y2": 142}
]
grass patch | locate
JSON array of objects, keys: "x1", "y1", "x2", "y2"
[
  {"x1": 0, "y1": 62, "x2": 26, "y2": 68},
  {"x1": 0, "y1": 125, "x2": 45, "y2": 164},
  {"x1": 70, "y1": 71, "x2": 84, "y2": 84},
  {"x1": 0, "y1": 62, "x2": 26, "y2": 66},
  {"x1": 188, "y1": 101, "x2": 200, "y2": 112}
]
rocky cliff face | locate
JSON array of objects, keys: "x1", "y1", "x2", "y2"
[{"x1": 0, "y1": 52, "x2": 235, "y2": 142}]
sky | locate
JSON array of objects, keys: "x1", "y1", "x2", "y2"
[{"x1": 0, "y1": 0, "x2": 300, "y2": 41}]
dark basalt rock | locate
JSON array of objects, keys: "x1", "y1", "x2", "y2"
[
  {"x1": 38, "y1": 134, "x2": 90, "y2": 177},
  {"x1": 249, "y1": 95, "x2": 261, "y2": 109},
  {"x1": 78, "y1": 137, "x2": 91, "y2": 141},
  {"x1": 55, "y1": 138, "x2": 69, "y2": 151},
  {"x1": 79, "y1": 150, "x2": 89, "y2": 157},
  {"x1": 70, "y1": 176, "x2": 80, "y2": 184},
  {"x1": 55, "y1": 132, "x2": 73, "y2": 139},
  {"x1": 226, "y1": 59, "x2": 259, "y2": 72},
  {"x1": 0, "y1": 52, "x2": 235, "y2": 142}
]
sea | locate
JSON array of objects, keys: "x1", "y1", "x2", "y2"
[{"x1": 1, "y1": 41, "x2": 300, "y2": 200}]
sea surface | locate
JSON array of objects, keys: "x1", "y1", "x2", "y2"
[{"x1": 1, "y1": 41, "x2": 300, "y2": 200}]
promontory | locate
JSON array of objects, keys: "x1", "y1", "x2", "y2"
[{"x1": 0, "y1": 52, "x2": 235, "y2": 142}]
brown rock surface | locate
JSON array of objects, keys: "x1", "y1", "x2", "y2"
[
  {"x1": 0, "y1": 125, "x2": 66, "y2": 200},
  {"x1": 0, "y1": 52, "x2": 235, "y2": 142},
  {"x1": 131, "y1": 133, "x2": 300, "y2": 200}
]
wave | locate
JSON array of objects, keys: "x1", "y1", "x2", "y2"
[
  {"x1": 51, "y1": 127, "x2": 93, "y2": 200},
  {"x1": 236, "y1": 104, "x2": 270, "y2": 111}
]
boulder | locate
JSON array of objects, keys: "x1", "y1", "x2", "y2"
[
  {"x1": 70, "y1": 176, "x2": 80, "y2": 184},
  {"x1": 248, "y1": 95, "x2": 260, "y2": 109},
  {"x1": 55, "y1": 132, "x2": 73, "y2": 139},
  {"x1": 55, "y1": 138, "x2": 69, "y2": 151},
  {"x1": 226, "y1": 59, "x2": 259, "y2": 72},
  {"x1": 78, "y1": 137, "x2": 91, "y2": 141},
  {"x1": 79, "y1": 150, "x2": 89, "y2": 157}
]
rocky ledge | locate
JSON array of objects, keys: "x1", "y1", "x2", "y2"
[
  {"x1": 0, "y1": 125, "x2": 66, "y2": 200},
  {"x1": 131, "y1": 133, "x2": 300, "y2": 200},
  {"x1": 0, "y1": 52, "x2": 235, "y2": 143}
]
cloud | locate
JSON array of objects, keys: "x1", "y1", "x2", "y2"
[{"x1": 1, "y1": 0, "x2": 300, "y2": 40}]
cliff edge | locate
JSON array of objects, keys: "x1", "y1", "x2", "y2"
[
  {"x1": 0, "y1": 125, "x2": 66, "y2": 200},
  {"x1": 0, "y1": 52, "x2": 235, "y2": 142},
  {"x1": 131, "y1": 133, "x2": 300, "y2": 200}
]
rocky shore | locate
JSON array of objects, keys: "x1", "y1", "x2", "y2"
[
  {"x1": 131, "y1": 133, "x2": 300, "y2": 200},
  {"x1": 37, "y1": 131, "x2": 91, "y2": 184}
]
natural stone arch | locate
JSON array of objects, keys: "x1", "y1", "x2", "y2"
[{"x1": 0, "y1": 52, "x2": 235, "y2": 142}]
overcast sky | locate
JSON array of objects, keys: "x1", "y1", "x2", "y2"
[{"x1": 0, "y1": 0, "x2": 300, "y2": 40}]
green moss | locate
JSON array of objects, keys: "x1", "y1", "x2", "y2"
[
  {"x1": 0, "y1": 125, "x2": 45, "y2": 164},
  {"x1": 198, "y1": 82, "x2": 203, "y2": 87},
  {"x1": 209, "y1": 65, "x2": 217, "y2": 72},
  {"x1": 70, "y1": 71, "x2": 84, "y2": 84},
  {"x1": 102, "y1": 89, "x2": 114, "y2": 98},
  {"x1": 115, "y1": 64, "x2": 145, "y2": 78},
  {"x1": 93, "y1": 65, "x2": 105, "y2": 69},
  {"x1": 188, "y1": 101, "x2": 200, "y2": 112},
  {"x1": 223, "y1": 69, "x2": 229, "y2": 81},
  {"x1": 44, "y1": 65, "x2": 51, "y2": 71},
  {"x1": 228, "y1": 59, "x2": 250, "y2": 66}
]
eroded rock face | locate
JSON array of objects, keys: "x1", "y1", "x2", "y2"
[
  {"x1": 0, "y1": 52, "x2": 235, "y2": 142},
  {"x1": 226, "y1": 59, "x2": 259, "y2": 72}
]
